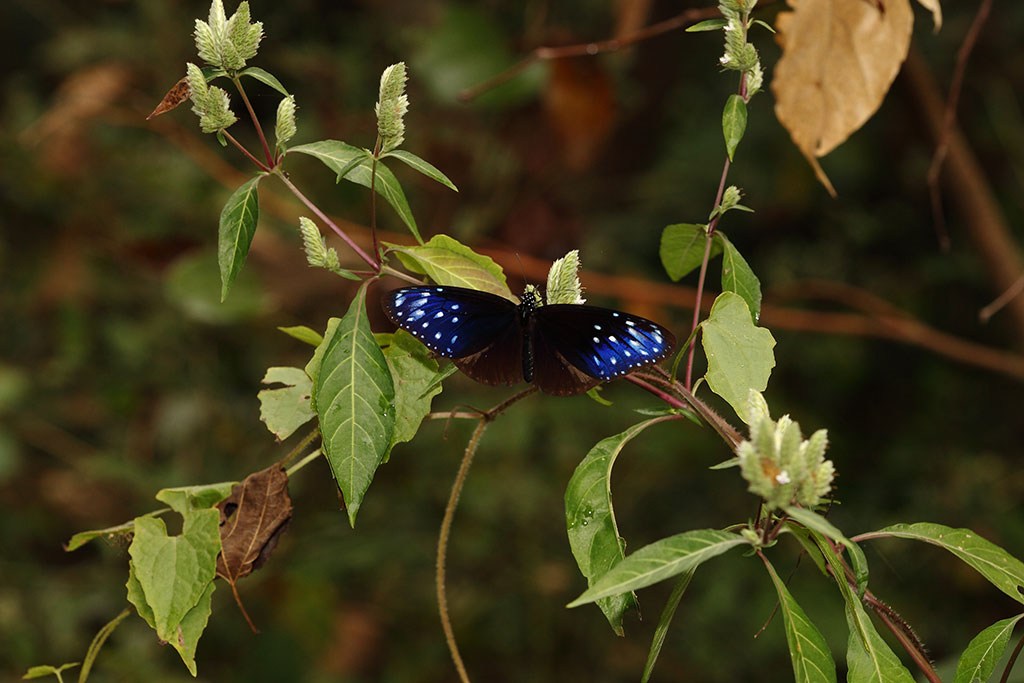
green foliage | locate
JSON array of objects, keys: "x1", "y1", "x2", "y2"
[
  {"x1": 717, "y1": 232, "x2": 761, "y2": 321},
  {"x1": 218, "y1": 176, "x2": 261, "y2": 301},
  {"x1": 388, "y1": 234, "x2": 512, "y2": 298},
  {"x1": 382, "y1": 329, "x2": 443, "y2": 458},
  {"x1": 953, "y1": 615, "x2": 1024, "y2": 683},
  {"x1": 310, "y1": 289, "x2": 395, "y2": 526},
  {"x1": 640, "y1": 569, "x2": 694, "y2": 683},
  {"x1": 701, "y1": 293, "x2": 776, "y2": 420},
  {"x1": 258, "y1": 366, "x2": 315, "y2": 440},
  {"x1": 565, "y1": 421, "x2": 665, "y2": 634},
  {"x1": 763, "y1": 558, "x2": 837, "y2": 683},
  {"x1": 289, "y1": 141, "x2": 420, "y2": 242},
  {"x1": 382, "y1": 150, "x2": 458, "y2": 191},
  {"x1": 568, "y1": 530, "x2": 749, "y2": 607},
  {"x1": 722, "y1": 94, "x2": 747, "y2": 161},
  {"x1": 22, "y1": 663, "x2": 78, "y2": 681}
]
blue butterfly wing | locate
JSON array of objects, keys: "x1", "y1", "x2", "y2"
[
  {"x1": 531, "y1": 304, "x2": 675, "y2": 392},
  {"x1": 382, "y1": 286, "x2": 525, "y2": 386}
]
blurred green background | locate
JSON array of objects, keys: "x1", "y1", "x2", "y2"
[{"x1": 2, "y1": 1, "x2": 1023, "y2": 681}]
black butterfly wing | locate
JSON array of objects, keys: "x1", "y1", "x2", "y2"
[
  {"x1": 530, "y1": 304, "x2": 676, "y2": 395},
  {"x1": 381, "y1": 286, "x2": 525, "y2": 387}
]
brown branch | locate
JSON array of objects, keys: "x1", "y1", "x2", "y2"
[
  {"x1": 904, "y1": 50, "x2": 1024, "y2": 343},
  {"x1": 457, "y1": 6, "x2": 722, "y2": 102},
  {"x1": 926, "y1": 0, "x2": 993, "y2": 251}
]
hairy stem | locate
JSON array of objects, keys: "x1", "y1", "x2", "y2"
[
  {"x1": 273, "y1": 169, "x2": 379, "y2": 271},
  {"x1": 233, "y1": 76, "x2": 274, "y2": 167}
]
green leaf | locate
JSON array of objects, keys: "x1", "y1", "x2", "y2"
[
  {"x1": 170, "y1": 581, "x2": 215, "y2": 676},
  {"x1": 384, "y1": 150, "x2": 459, "y2": 191},
  {"x1": 200, "y1": 66, "x2": 228, "y2": 82},
  {"x1": 22, "y1": 663, "x2": 79, "y2": 680},
  {"x1": 586, "y1": 386, "x2": 613, "y2": 406},
  {"x1": 701, "y1": 292, "x2": 776, "y2": 421},
  {"x1": 859, "y1": 523, "x2": 1024, "y2": 605},
  {"x1": 752, "y1": 18, "x2": 777, "y2": 33},
  {"x1": 660, "y1": 223, "x2": 720, "y2": 281},
  {"x1": 417, "y1": 362, "x2": 458, "y2": 400},
  {"x1": 844, "y1": 594, "x2": 915, "y2": 683},
  {"x1": 289, "y1": 141, "x2": 420, "y2": 242},
  {"x1": 126, "y1": 562, "x2": 155, "y2": 629},
  {"x1": 64, "y1": 509, "x2": 168, "y2": 552},
  {"x1": 782, "y1": 525, "x2": 830, "y2": 578},
  {"x1": 785, "y1": 506, "x2": 868, "y2": 596},
  {"x1": 953, "y1": 614, "x2": 1024, "y2": 683},
  {"x1": 127, "y1": 511, "x2": 220, "y2": 643},
  {"x1": 388, "y1": 234, "x2": 513, "y2": 299},
  {"x1": 715, "y1": 233, "x2": 761, "y2": 322},
  {"x1": 258, "y1": 366, "x2": 316, "y2": 440},
  {"x1": 568, "y1": 530, "x2": 748, "y2": 607},
  {"x1": 238, "y1": 66, "x2": 289, "y2": 96},
  {"x1": 763, "y1": 557, "x2": 837, "y2": 683},
  {"x1": 313, "y1": 289, "x2": 395, "y2": 526},
  {"x1": 382, "y1": 330, "x2": 442, "y2": 459},
  {"x1": 641, "y1": 569, "x2": 694, "y2": 683},
  {"x1": 722, "y1": 94, "x2": 747, "y2": 162},
  {"x1": 304, "y1": 317, "x2": 340, "y2": 413},
  {"x1": 686, "y1": 18, "x2": 728, "y2": 32},
  {"x1": 566, "y1": 420, "x2": 669, "y2": 634},
  {"x1": 218, "y1": 176, "x2": 261, "y2": 302},
  {"x1": 155, "y1": 481, "x2": 236, "y2": 515},
  {"x1": 277, "y1": 325, "x2": 323, "y2": 346}
]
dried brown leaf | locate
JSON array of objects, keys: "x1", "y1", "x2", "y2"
[
  {"x1": 147, "y1": 76, "x2": 191, "y2": 120},
  {"x1": 772, "y1": 0, "x2": 914, "y2": 187},
  {"x1": 216, "y1": 463, "x2": 293, "y2": 632}
]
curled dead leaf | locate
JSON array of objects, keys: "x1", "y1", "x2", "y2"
[
  {"x1": 772, "y1": 0, "x2": 915, "y2": 192},
  {"x1": 147, "y1": 76, "x2": 191, "y2": 120},
  {"x1": 216, "y1": 463, "x2": 293, "y2": 632}
]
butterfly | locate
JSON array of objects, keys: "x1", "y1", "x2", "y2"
[{"x1": 381, "y1": 285, "x2": 676, "y2": 396}]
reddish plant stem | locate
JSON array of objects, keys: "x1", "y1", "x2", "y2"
[
  {"x1": 221, "y1": 129, "x2": 271, "y2": 172},
  {"x1": 233, "y1": 77, "x2": 275, "y2": 168},
  {"x1": 274, "y1": 170, "x2": 379, "y2": 271},
  {"x1": 624, "y1": 374, "x2": 690, "y2": 410},
  {"x1": 1000, "y1": 631, "x2": 1024, "y2": 683}
]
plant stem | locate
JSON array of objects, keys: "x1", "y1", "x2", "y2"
[
  {"x1": 221, "y1": 129, "x2": 271, "y2": 172},
  {"x1": 278, "y1": 428, "x2": 321, "y2": 469},
  {"x1": 1000, "y1": 630, "x2": 1024, "y2": 683},
  {"x1": 369, "y1": 137, "x2": 383, "y2": 267},
  {"x1": 233, "y1": 76, "x2": 274, "y2": 167},
  {"x1": 284, "y1": 448, "x2": 322, "y2": 478},
  {"x1": 273, "y1": 169, "x2": 379, "y2": 271}
]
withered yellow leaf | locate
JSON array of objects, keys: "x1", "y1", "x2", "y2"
[{"x1": 772, "y1": 0, "x2": 914, "y2": 165}]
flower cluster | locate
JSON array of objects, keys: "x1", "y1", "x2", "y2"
[
  {"x1": 375, "y1": 62, "x2": 409, "y2": 153},
  {"x1": 194, "y1": 0, "x2": 263, "y2": 72}
]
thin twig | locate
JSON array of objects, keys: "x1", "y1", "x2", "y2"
[
  {"x1": 1000, "y1": 630, "x2": 1024, "y2": 683},
  {"x1": 980, "y1": 272, "x2": 1024, "y2": 323},
  {"x1": 221, "y1": 129, "x2": 271, "y2": 172},
  {"x1": 926, "y1": 0, "x2": 993, "y2": 250},
  {"x1": 458, "y1": 6, "x2": 721, "y2": 102},
  {"x1": 233, "y1": 76, "x2": 275, "y2": 168},
  {"x1": 273, "y1": 169, "x2": 379, "y2": 271},
  {"x1": 278, "y1": 428, "x2": 321, "y2": 468}
]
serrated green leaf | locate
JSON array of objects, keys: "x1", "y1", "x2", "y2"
[
  {"x1": 859, "y1": 523, "x2": 1024, "y2": 605},
  {"x1": 953, "y1": 614, "x2": 1024, "y2": 683},
  {"x1": 383, "y1": 330, "x2": 442, "y2": 459},
  {"x1": 155, "y1": 481, "x2": 235, "y2": 515},
  {"x1": 278, "y1": 325, "x2": 323, "y2": 346},
  {"x1": 566, "y1": 421, "x2": 668, "y2": 634},
  {"x1": 568, "y1": 530, "x2": 748, "y2": 607},
  {"x1": 702, "y1": 292, "x2": 775, "y2": 421},
  {"x1": 218, "y1": 176, "x2": 261, "y2": 302},
  {"x1": 289, "y1": 141, "x2": 420, "y2": 242},
  {"x1": 722, "y1": 94, "x2": 747, "y2": 161},
  {"x1": 238, "y1": 66, "x2": 289, "y2": 96},
  {"x1": 388, "y1": 234, "x2": 513, "y2": 299},
  {"x1": 660, "y1": 223, "x2": 720, "y2": 281},
  {"x1": 22, "y1": 663, "x2": 79, "y2": 679},
  {"x1": 258, "y1": 366, "x2": 315, "y2": 440},
  {"x1": 65, "y1": 509, "x2": 168, "y2": 552},
  {"x1": 686, "y1": 18, "x2": 728, "y2": 32},
  {"x1": 127, "y1": 511, "x2": 220, "y2": 643},
  {"x1": 313, "y1": 289, "x2": 395, "y2": 526},
  {"x1": 786, "y1": 506, "x2": 868, "y2": 596},
  {"x1": 640, "y1": 569, "x2": 694, "y2": 683},
  {"x1": 383, "y1": 150, "x2": 459, "y2": 191},
  {"x1": 763, "y1": 557, "x2": 837, "y2": 683},
  {"x1": 715, "y1": 233, "x2": 761, "y2": 322}
]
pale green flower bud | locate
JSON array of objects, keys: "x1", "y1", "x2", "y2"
[
  {"x1": 375, "y1": 63, "x2": 408, "y2": 153},
  {"x1": 546, "y1": 250, "x2": 585, "y2": 305},
  {"x1": 275, "y1": 95, "x2": 297, "y2": 148}
]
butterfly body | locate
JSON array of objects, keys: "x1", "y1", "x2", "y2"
[{"x1": 382, "y1": 285, "x2": 675, "y2": 396}]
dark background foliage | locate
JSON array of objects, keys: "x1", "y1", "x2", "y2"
[{"x1": 2, "y1": 1, "x2": 1022, "y2": 681}]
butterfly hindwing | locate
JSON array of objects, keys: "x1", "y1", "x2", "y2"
[
  {"x1": 531, "y1": 304, "x2": 676, "y2": 384},
  {"x1": 381, "y1": 286, "x2": 519, "y2": 358}
]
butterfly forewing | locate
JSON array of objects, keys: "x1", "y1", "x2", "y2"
[
  {"x1": 382, "y1": 286, "x2": 519, "y2": 358},
  {"x1": 532, "y1": 304, "x2": 676, "y2": 383}
]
